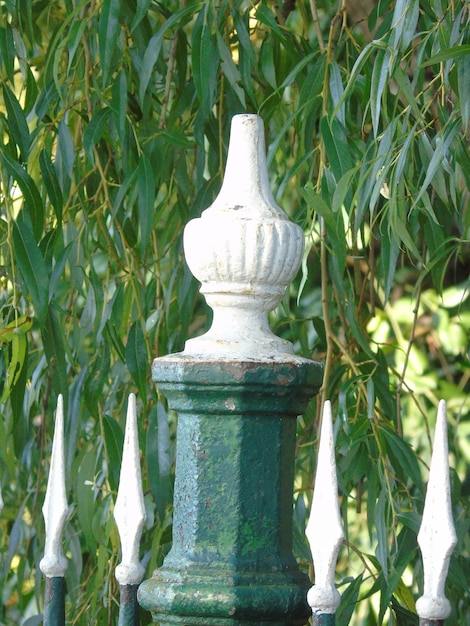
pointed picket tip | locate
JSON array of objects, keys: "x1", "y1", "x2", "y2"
[
  {"x1": 114, "y1": 393, "x2": 146, "y2": 586},
  {"x1": 306, "y1": 400, "x2": 344, "y2": 614},
  {"x1": 40, "y1": 394, "x2": 68, "y2": 577},
  {"x1": 416, "y1": 399, "x2": 457, "y2": 620}
]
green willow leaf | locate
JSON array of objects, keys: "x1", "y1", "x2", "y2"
[
  {"x1": 217, "y1": 31, "x2": 246, "y2": 107},
  {"x1": 39, "y1": 149, "x2": 63, "y2": 223},
  {"x1": 139, "y1": 3, "x2": 197, "y2": 104},
  {"x1": 371, "y1": 47, "x2": 392, "y2": 137},
  {"x1": 2, "y1": 83, "x2": 30, "y2": 162},
  {"x1": 130, "y1": 0, "x2": 152, "y2": 32},
  {"x1": 137, "y1": 153, "x2": 155, "y2": 257},
  {"x1": 192, "y1": 9, "x2": 217, "y2": 114},
  {"x1": 1, "y1": 153, "x2": 44, "y2": 239},
  {"x1": 146, "y1": 402, "x2": 171, "y2": 521},
  {"x1": 83, "y1": 107, "x2": 112, "y2": 165},
  {"x1": 320, "y1": 117, "x2": 352, "y2": 182},
  {"x1": 413, "y1": 121, "x2": 459, "y2": 209},
  {"x1": 126, "y1": 321, "x2": 148, "y2": 401},
  {"x1": 99, "y1": 0, "x2": 121, "y2": 84},
  {"x1": 102, "y1": 414, "x2": 123, "y2": 493},
  {"x1": 42, "y1": 307, "x2": 69, "y2": 403},
  {"x1": 381, "y1": 425, "x2": 423, "y2": 492},
  {"x1": 12, "y1": 214, "x2": 48, "y2": 327},
  {"x1": 458, "y1": 53, "x2": 470, "y2": 132},
  {"x1": 0, "y1": 23, "x2": 15, "y2": 82},
  {"x1": 111, "y1": 69, "x2": 127, "y2": 143},
  {"x1": 420, "y1": 44, "x2": 470, "y2": 66}
]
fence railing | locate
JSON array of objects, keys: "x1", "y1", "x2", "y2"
[
  {"x1": 5, "y1": 114, "x2": 459, "y2": 625},
  {"x1": 38, "y1": 388, "x2": 456, "y2": 625}
]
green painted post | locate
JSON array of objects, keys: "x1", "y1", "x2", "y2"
[
  {"x1": 43, "y1": 576, "x2": 65, "y2": 626},
  {"x1": 139, "y1": 358, "x2": 322, "y2": 625},
  {"x1": 118, "y1": 584, "x2": 140, "y2": 626},
  {"x1": 312, "y1": 614, "x2": 336, "y2": 626},
  {"x1": 138, "y1": 114, "x2": 323, "y2": 625}
]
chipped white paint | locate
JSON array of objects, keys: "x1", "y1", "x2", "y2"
[
  {"x1": 306, "y1": 401, "x2": 344, "y2": 615},
  {"x1": 416, "y1": 400, "x2": 457, "y2": 620},
  {"x1": 182, "y1": 114, "x2": 305, "y2": 361},
  {"x1": 114, "y1": 393, "x2": 146, "y2": 586},
  {"x1": 40, "y1": 394, "x2": 68, "y2": 577}
]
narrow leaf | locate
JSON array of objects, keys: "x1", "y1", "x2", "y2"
[
  {"x1": 458, "y1": 54, "x2": 470, "y2": 132},
  {"x1": 2, "y1": 83, "x2": 30, "y2": 161},
  {"x1": 0, "y1": 23, "x2": 15, "y2": 82},
  {"x1": 216, "y1": 32, "x2": 245, "y2": 107},
  {"x1": 137, "y1": 154, "x2": 155, "y2": 257},
  {"x1": 83, "y1": 108, "x2": 111, "y2": 165},
  {"x1": 420, "y1": 44, "x2": 470, "y2": 66},
  {"x1": 111, "y1": 69, "x2": 127, "y2": 143},
  {"x1": 39, "y1": 149, "x2": 63, "y2": 223},
  {"x1": 139, "y1": 3, "x2": 196, "y2": 104},
  {"x1": 99, "y1": 0, "x2": 121, "y2": 84},
  {"x1": 42, "y1": 308, "x2": 68, "y2": 402},
  {"x1": 12, "y1": 214, "x2": 49, "y2": 327},
  {"x1": 130, "y1": 0, "x2": 152, "y2": 32},
  {"x1": 1, "y1": 152, "x2": 44, "y2": 240},
  {"x1": 192, "y1": 10, "x2": 215, "y2": 113},
  {"x1": 126, "y1": 322, "x2": 148, "y2": 400},
  {"x1": 371, "y1": 47, "x2": 391, "y2": 136}
]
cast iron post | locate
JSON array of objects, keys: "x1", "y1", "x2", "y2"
[{"x1": 138, "y1": 114, "x2": 323, "y2": 625}]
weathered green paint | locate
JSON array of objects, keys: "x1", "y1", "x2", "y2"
[
  {"x1": 43, "y1": 576, "x2": 65, "y2": 626},
  {"x1": 138, "y1": 356, "x2": 323, "y2": 625},
  {"x1": 312, "y1": 613, "x2": 336, "y2": 625},
  {"x1": 118, "y1": 584, "x2": 140, "y2": 626}
]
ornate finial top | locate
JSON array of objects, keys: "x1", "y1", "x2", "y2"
[
  {"x1": 205, "y1": 114, "x2": 286, "y2": 220},
  {"x1": 182, "y1": 114, "x2": 305, "y2": 361}
]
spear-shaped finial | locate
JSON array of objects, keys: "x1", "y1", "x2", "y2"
[
  {"x1": 40, "y1": 394, "x2": 68, "y2": 626},
  {"x1": 416, "y1": 400, "x2": 457, "y2": 623},
  {"x1": 114, "y1": 393, "x2": 146, "y2": 586},
  {"x1": 306, "y1": 401, "x2": 344, "y2": 622},
  {"x1": 40, "y1": 394, "x2": 68, "y2": 578}
]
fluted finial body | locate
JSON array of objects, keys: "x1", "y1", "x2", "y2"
[{"x1": 182, "y1": 114, "x2": 305, "y2": 361}]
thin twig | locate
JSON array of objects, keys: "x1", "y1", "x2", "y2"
[{"x1": 309, "y1": 0, "x2": 325, "y2": 52}]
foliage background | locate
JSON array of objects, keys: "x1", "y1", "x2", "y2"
[{"x1": 0, "y1": 0, "x2": 469, "y2": 623}]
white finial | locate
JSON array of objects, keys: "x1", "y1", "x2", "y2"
[
  {"x1": 416, "y1": 400, "x2": 457, "y2": 620},
  {"x1": 182, "y1": 114, "x2": 305, "y2": 361},
  {"x1": 40, "y1": 394, "x2": 68, "y2": 577},
  {"x1": 114, "y1": 393, "x2": 146, "y2": 586},
  {"x1": 306, "y1": 401, "x2": 344, "y2": 614}
]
